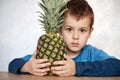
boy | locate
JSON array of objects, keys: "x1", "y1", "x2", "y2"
[{"x1": 9, "y1": 0, "x2": 120, "y2": 76}]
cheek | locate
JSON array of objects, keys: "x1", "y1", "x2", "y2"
[
  {"x1": 63, "y1": 35, "x2": 70, "y2": 41},
  {"x1": 61, "y1": 31, "x2": 69, "y2": 38},
  {"x1": 80, "y1": 34, "x2": 90, "y2": 43},
  {"x1": 62, "y1": 34, "x2": 71, "y2": 43}
]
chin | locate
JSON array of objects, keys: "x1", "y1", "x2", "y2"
[{"x1": 68, "y1": 48, "x2": 80, "y2": 53}]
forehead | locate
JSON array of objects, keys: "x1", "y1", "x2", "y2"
[{"x1": 64, "y1": 13, "x2": 91, "y2": 28}]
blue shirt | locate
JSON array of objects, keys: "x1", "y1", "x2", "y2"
[
  {"x1": 73, "y1": 45, "x2": 114, "y2": 62},
  {"x1": 8, "y1": 44, "x2": 120, "y2": 76}
]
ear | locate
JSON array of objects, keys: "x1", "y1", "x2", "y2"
[
  {"x1": 58, "y1": 26, "x2": 63, "y2": 36},
  {"x1": 89, "y1": 27, "x2": 94, "y2": 38}
]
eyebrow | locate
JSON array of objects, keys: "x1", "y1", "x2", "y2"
[
  {"x1": 63, "y1": 25, "x2": 89, "y2": 29},
  {"x1": 80, "y1": 27, "x2": 89, "y2": 29}
]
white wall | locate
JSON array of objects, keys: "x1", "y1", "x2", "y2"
[
  {"x1": 0, "y1": 0, "x2": 120, "y2": 71},
  {"x1": 87, "y1": 0, "x2": 120, "y2": 59}
]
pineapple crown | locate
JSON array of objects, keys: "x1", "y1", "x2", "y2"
[{"x1": 38, "y1": 0, "x2": 68, "y2": 33}]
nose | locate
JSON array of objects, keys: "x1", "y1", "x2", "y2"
[{"x1": 72, "y1": 31, "x2": 79, "y2": 40}]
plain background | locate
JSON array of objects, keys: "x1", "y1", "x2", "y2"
[{"x1": 0, "y1": 0, "x2": 120, "y2": 71}]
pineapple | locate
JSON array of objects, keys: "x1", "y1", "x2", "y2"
[{"x1": 36, "y1": 0, "x2": 68, "y2": 75}]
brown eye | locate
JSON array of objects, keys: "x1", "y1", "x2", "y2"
[
  {"x1": 80, "y1": 29, "x2": 86, "y2": 32},
  {"x1": 66, "y1": 28, "x2": 72, "y2": 32}
]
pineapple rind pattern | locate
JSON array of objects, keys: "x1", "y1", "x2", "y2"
[{"x1": 37, "y1": 33, "x2": 66, "y2": 62}]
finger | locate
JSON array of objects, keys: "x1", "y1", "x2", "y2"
[
  {"x1": 36, "y1": 68, "x2": 50, "y2": 73},
  {"x1": 64, "y1": 54, "x2": 71, "y2": 61},
  {"x1": 51, "y1": 66, "x2": 66, "y2": 71},
  {"x1": 52, "y1": 70, "x2": 67, "y2": 76},
  {"x1": 58, "y1": 73, "x2": 69, "y2": 76},
  {"x1": 36, "y1": 58, "x2": 49, "y2": 64},
  {"x1": 31, "y1": 68, "x2": 49, "y2": 76},
  {"x1": 33, "y1": 72, "x2": 47, "y2": 76},
  {"x1": 36, "y1": 62, "x2": 50, "y2": 69},
  {"x1": 53, "y1": 61, "x2": 66, "y2": 65},
  {"x1": 31, "y1": 50, "x2": 37, "y2": 60}
]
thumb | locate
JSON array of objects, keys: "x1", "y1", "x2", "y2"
[
  {"x1": 64, "y1": 54, "x2": 71, "y2": 61},
  {"x1": 31, "y1": 50, "x2": 37, "y2": 59}
]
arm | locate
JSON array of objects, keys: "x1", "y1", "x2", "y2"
[
  {"x1": 75, "y1": 58, "x2": 120, "y2": 76},
  {"x1": 8, "y1": 51, "x2": 51, "y2": 76},
  {"x1": 8, "y1": 55, "x2": 31, "y2": 74}
]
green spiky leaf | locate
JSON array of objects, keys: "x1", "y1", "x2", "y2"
[{"x1": 38, "y1": 0, "x2": 68, "y2": 33}]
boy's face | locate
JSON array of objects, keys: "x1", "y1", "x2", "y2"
[{"x1": 60, "y1": 14, "x2": 93, "y2": 54}]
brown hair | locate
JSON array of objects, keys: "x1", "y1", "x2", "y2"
[{"x1": 64, "y1": 0, "x2": 94, "y2": 28}]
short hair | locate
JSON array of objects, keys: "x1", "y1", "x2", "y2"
[{"x1": 64, "y1": 0, "x2": 94, "y2": 28}]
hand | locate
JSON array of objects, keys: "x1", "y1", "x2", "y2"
[
  {"x1": 20, "y1": 50, "x2": 50, "y2": 76},
  {"x1": 51, "y1": 54, "x2": 76, "y2": 76}
]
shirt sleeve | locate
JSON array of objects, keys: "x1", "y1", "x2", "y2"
[
  {"x1": 8, "y1": 55, "x2": 31, "y2": 74},
  {"x1": 94, "y1": 50, "x2": 115, "y2": 61},
  {"x1": 75, "y1": 58, "x2": 120, "y2": 76},
  {"x1": 88, "y1": 45, "x2": 115, "y2": 61}
]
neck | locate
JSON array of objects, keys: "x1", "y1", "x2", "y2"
[{"x1": 66, "y1": 48, "x2": 80, "y2": 58}]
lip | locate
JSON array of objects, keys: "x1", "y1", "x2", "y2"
[{"x1": 71, "y1": 43, "x2": 79, "y2": 47}]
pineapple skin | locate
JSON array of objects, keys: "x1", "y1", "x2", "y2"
[{"x1": 36, "y1": 33, "x2": 66, "y2": 75}]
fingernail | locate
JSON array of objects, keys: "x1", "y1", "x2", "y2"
[
  {"x1": 45, "y1": 59, "x2": 48, "y2": 61},
  {"x1": 48, "y1": 68, "x2": 50, "y2": 71},
  {"x1": 53, "y1": 62, "x2": 56, "y2": 64},
  {"x1": 51, "y1": 67, "x2": 54, "y2": 70}
]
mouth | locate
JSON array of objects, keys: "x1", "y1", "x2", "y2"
[{"x1": 71, "y1": 43, "x2": 79, "y2": 47}]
